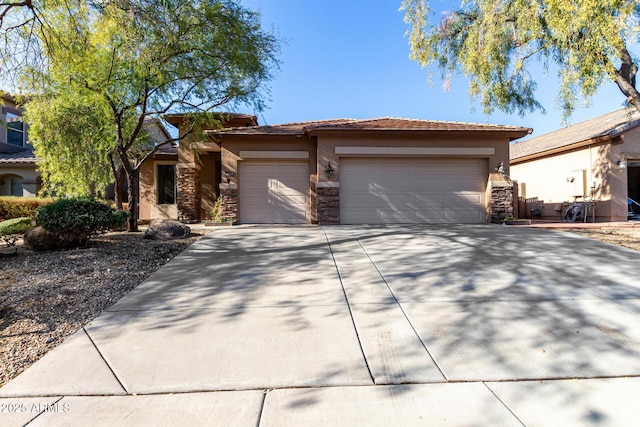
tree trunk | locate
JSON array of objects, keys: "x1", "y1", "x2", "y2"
[
  {"x1": 614, "y1": 46, "x2": 640, "y2": 113},
  {"x1": 126, "y1": 168, "x2": 140, "y2": 232},
  {"x1": 115, "y1": 166, "x2": 126, "y2": 211}
]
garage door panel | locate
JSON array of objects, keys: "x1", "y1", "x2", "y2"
[
  {"x1": 341, "y1": 158, "x2": 486, "y2": 224},
  {"x1": 413, "y1": 193, "x2": 450, "y2": 204},
  {"x1": 276, "y1": 209, "x2": 308, "y2": 223},
  {"x1": 414, "y1": 210, "x2": 449, "y2": 222},
  {"x1": 451, "y1": 193, "x2": 483, "y2": 204},
  {"x1": 277, "y1": 194, "x2": 307, "y2": 205},
  {"x1": 450, "y1": 210, "x2": 485, "y2": 221},
  {"x1": 379, "y1": 210, "x2": 415, "y2": 222},
  {"x1": 378, "y1": 194, "x2": 414, "y2": 204},
  {"x1": 239, "y1": 162, "x2": 309, "y2": 224}
]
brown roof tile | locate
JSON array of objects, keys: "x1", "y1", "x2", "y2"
[
  {"x1": 0, "y1": 149, "x2": 37, "y2": 165},
  {"x1": 511, "y1": 107, "x2": 640, "y2": 160},
  {"x1": 214, "y1": 117, "x2": 531, "y2": 136},
  {"x1": 0, "y1": 145, "x2": 175, "y2": 165}
]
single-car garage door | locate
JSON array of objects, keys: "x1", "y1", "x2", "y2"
[
  {"x1": 340, "y1": 158, "x2": 486, "y2": 224},
  {"x1": 239, "y1": 162, "x2": 309, "y2": 224}
]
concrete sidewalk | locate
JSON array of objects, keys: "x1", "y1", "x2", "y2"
[{"x1": 2, "y1": 225, "x2": 640, "y2": 426}]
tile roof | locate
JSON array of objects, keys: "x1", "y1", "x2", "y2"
[
  {"x1": 210, "y1": 119, "x2": 354, "y2": 135},
  {"x1": 214, "y1": 117, "x2": 531, "y2": 136},
  {"x1": 0, "y1": 149, "x2": 37, "y2": 165},
  {"x1": 153, "y1": 142, "x2": 178, "y2": 156},
  {"x1": 511, "y1": 107, "x2": 640, "y2": 160}
]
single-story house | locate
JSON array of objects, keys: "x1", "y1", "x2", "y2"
[
  {"x1": 171, "y1": 117, "x2": 531, "y2": 225},
  {"x1": 0, "y1": 94, "x2": 40, "y2": 197},
  {"x1": 510, "y1": 107, "x2": 640, "y2": 222}
]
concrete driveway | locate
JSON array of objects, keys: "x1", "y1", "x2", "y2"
[{"x1": 3, "y1": 225, "x2": 640, "y2": 426}]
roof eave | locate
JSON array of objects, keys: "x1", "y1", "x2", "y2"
[
  {"x1": 307, "y1": 127, "x2": 532, "y2": 138},
  {"x1": 511, "y1": 134, "x2": 618, "y2": 165}
]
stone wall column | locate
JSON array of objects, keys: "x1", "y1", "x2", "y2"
[
  {"x1": 317, "y1": 183, "x2": 340, "y2": 224},
  {"x1": 489, "y1": 180, "x2": 515, "y2": 223},
  {"x1": 177, "y1": 164, "x2": 201, "y2": 223},
  {"x1": 219, "y1": 183, "x2": 238, "y2": 222}
]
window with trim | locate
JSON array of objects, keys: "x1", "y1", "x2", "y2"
[
  {"x1": 157, "y1": 164, "x2": 176, "y2": 204},
  {"x1": 6, "y1": 112, "x2": 26, "y2": 147}
]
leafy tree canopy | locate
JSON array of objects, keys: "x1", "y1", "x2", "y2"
[
  {"x1": 401, "y1": 0, "x2": 640, "y2": 118},
  {"x1": 4, "y1": 0, "x2": 280, "y2": 230}
]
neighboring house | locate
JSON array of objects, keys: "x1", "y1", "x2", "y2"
[
  {"x1": 510, "y1": 108, "x2": 640, "y2": 222},
  {"x1": 0, "y1": 93, "x2": 175, "y2": 222},
  {"x1": 0, "y1": 94, "x2": 39, "y2": 197},
  {"x1": 171, "y1": 117, "x2": 531, "y2": 224}
]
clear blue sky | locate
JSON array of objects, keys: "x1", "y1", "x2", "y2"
[{"x1": 238, "y1": 0, "x2": 630, "y2": 139}]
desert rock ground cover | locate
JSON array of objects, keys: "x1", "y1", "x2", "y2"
[{"x1": 0, "y1": 230, "x2": 209, "y2": 386}]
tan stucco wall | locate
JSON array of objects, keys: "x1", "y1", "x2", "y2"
[
  {"x1": 0, "y1": 166, "x2": 39, "y2": 197},
  {"x1": 511, "y1": 126, "x2": 640, "y2": 221},
  {"x1": 139, "y1": 159, "x2": 178, "y2": 221},
  {"x1": 611, "y1": 126, "x2": 640, "y2": 220}
]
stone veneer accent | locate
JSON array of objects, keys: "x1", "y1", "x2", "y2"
[
  {"x1": 219, "y1": 186, "x2": 238, "y2": 222},
  {"x1": 177, "y1": 165, "x2": 200, "y2": 222},
  {"x1": 317, "y1": 186, "x2": 340, "y2": 223},
  {"x1": 489, "y1": 180, "x2": 515, "y2": 223}
]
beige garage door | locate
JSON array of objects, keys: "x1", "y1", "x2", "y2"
[
  {"x1": 239, "y1": 162, "x2": 309, "y2": 224},
  {"x1": 340, "y1": 158, "x2": 486, "y2": 224}
]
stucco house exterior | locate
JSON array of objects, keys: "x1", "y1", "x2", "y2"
[
  {"x1": 138, "y1": 113, "x2": 259, "y2": 222},
  {"x1": 0, "y1": 94, "x2": 39, "y2": 197},
  {"x1": 510, "y1": 107, "x2": 640, "y2": 222},
  {"x1": 172, "y1": 117, "x2": 531, "y2": 225}
]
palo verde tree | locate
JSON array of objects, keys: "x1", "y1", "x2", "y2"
[
  {"x1": 401, "y1": 0, "x2": 640, "y2": 118},
  {"x1": 10, "y1": 0, "x2": 280, "y2": 231}
]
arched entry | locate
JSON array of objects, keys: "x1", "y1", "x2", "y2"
[{"x1": 0, "y1": 174, "x2": 24, "y2": 196}]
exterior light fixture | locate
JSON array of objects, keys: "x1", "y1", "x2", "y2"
[
  {"x1": 325, "y1": 162, "x2": 334, "y2": 178},
  {"x1": 617, "y1": 154, "x2": 627, "y2": 171},
  {"x1": 224, "y1": 170, "x2": 235, "y2": 183}
]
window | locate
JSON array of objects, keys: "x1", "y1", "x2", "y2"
[
  {"x1": 6, "y1": 112, "x2": 25, "y2": 147},
  {"x1": 157, "y1": 164, "x2": 176, "y2": 204},
  {"x1": 10, "y1": 177, "x2": 23, "y2": 196}
]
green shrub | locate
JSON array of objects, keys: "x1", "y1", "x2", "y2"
[
  {"x1": 0, "y1": 196, "x2": 55, "y2": 220},
  {"x1": 0, "y1": 217, "x2": 32, "y2": 247},
  {"x1": 0, "y1": 217, "x2": 32, "y2": 235},
  {"x1": 36, "y1": 198, "x2": 128, "y2": 239}
]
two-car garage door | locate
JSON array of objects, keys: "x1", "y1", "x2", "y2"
[{"x1": 340, "y1": 158, "x2": 486, "y2": 224}]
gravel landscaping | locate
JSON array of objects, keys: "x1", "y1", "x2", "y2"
[
  {"x1": 562, "y1": 227, "x2": 640, "y2": 252},
  {"x1": 1, "y1": 225, "x2": 639, "y2": 388},
  {"x1": 0, "y1": 230, "x2": 210, "y2": 387}
]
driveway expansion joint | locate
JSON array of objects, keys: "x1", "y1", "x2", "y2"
[
  {"x1": 322, "y1": 228, "x2": 375, "y2": 385},
  {"x1": 82, "y1": 327, "x2": 128, "y2": 394}
]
